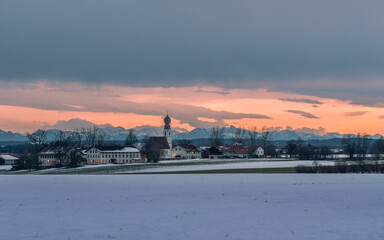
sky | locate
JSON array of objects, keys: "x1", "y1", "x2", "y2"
[{"x1": 1, "y1": 0, "x2": 384, "y2": 134}]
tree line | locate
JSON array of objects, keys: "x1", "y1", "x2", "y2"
[
  {"x1": 15, "y1": 126, "x2": 139, "y2": 170},
  {"x1": 209, "y1": 125, "x2": 276, "y2": 156}
]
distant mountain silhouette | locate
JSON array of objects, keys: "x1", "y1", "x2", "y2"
[{"x1": 2, "y1": 125, "x2": 383, "y2": 144}]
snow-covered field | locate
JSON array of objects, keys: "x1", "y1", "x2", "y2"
[
  {"x1": 130, "y1": 160, "x2": 334, "y2": 173},
  {"x1": 1, "y1": 174, "x2": 383, "y2": 240}
]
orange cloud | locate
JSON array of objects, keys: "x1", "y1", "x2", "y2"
[{"x1": 0, "y1": 81, "x2": 384, "y2": 135}]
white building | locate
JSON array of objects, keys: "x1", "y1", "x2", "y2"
[
  {"x1": 38, "y1": 146, "x2": 74, "y2": 167},
  {"x1": 219, "y1": 145, "x2": 264, "y2": 158},
  {"x1": 172, "y1": 144, "x2": 202, "y2": 159},
  {"x1": 86, "y1": 146, "x2": 141, "y2": 165},
  {"x1": 0, "y1": 154, "x2": 20, "y2": 165}
]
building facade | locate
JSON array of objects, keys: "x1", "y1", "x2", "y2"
[
  {"x1": 86, "y1": 146, "x2": 141, "y2": 165},
  {"x1": 172, "y1": 144, "x2": 202, "y2": 159},
  {"x1": 0, "y1": 154, "x2": 20, "y2": 165},
  {"x1": 219, "y1": 145, "x2": 264, "y2": 158},
  {"x1": 38, "y1": 146, "x2": 74, "y2": 167}
]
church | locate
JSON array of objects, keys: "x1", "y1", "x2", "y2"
[{"x1": 146, "y1": 114, "x2": 173, "y2": 160}]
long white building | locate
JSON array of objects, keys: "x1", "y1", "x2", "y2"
[{"x1": 86, "y1": 146, "x2": 141, "y2": 165}]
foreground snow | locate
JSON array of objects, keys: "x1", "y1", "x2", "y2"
[
  {"x1": 130, "y1": 160, "x2": 334, "y2": 173},
  {"x1": 1, "y1": 174, "x2": 383, "y2": 240}
]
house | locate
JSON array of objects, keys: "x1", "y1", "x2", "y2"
[
  {"x1": 208, "y1": 146, "x2": 222, "y2": 159},
  {"x1": 248, "y1": 146, "x2": 264, "y2": 157},
  {"x1": 172, "y1": 144, "x2": 202, "y2": 159},
  {"x1": 85, "y1": 146, "x2": 142, "y2": 165},
  {"x1": 219, "y1": 145, "x2": 264, "y2": 158},
  {"x1": 0, "y1": 154, "x2": 20, "y2": 165},
  {"x1": 38, "y1": 146, "x2": 75, "y2": 167}
]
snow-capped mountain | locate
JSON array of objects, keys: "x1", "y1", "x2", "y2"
[
  {"x1": 0, "y1": 130, "x2": 27, "y2": 141},
  {"x1": 0, "y1": 125, "x2": 380, "y2": 143}
]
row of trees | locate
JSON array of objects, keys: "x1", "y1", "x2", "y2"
[
  {"x1": 22, "y1": 126, "x2": 110, "y2": 170},
  {"x1": 285, "y1": 134, "x2": 384, "y2": 160},
  {"x1": 286, "y1": 139, "x2": 332, "y2": 160},
  {"x1": 209, "y1": 126, "x2": 276, "y2": 156},
  {"x1": 341, "y1": 133, "x2": 383, "y2": 160}
]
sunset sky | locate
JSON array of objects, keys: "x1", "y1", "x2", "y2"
[{"x1": 1, "y1": 1, "x2": 384, "y2": 134}]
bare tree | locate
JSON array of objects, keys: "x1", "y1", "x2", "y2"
[
  {"x1": 232, "y1": 126, "x2": 245, "y2": 144},
  {"x1": 359, "y1": 133, "x2": 370, "y2": 159},
  {"x1": 54, "y1": 130, "x2": 73, "y2": 147},
  {"x1": 71, "y1": 129, "x2": 85, "y2": 148},
  {"x1": 342, "y1": 134, "x2": 356, "y2": 160},
  {"x1": 82, "y1": 126, "x2": 106, "y2": 147},
  {"x1": 52, "y1": 130, "x2": 73, "y2": 167},
  {"x1": 25, "y1": 129, "x2": 47, "y2": 169},
  {"x1": 26, "y1": 129, "x2": 47, "y2": 150},
  {"x1": 247, "y1": 126, "x2": 258, "y2": 146},
  {"x1": 125, "y1": 129, "x2": 138, "y2": 146},
  {"x1": 287, "y1": 140, "x2": 297, "y2": 158},
  {"x1": 372, "y1": 136, "x2": 384, "y2": 159},
  {"x1": 260, "y1": 126, "x2": 271, "y2": 150},
  {"x1": 210, "y1": 126, "x2": 225, "y2": 147}
]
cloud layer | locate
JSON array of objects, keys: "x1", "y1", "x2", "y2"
[
  {"x1": 279, "y1": 98, "x2": 324, "y2": 105},
  {"x1": 286, "y1": 110, "x2": 320, "y2": 119},
  {"x1": 1, "y1": 1, "x2": 384, "y2": 105}
]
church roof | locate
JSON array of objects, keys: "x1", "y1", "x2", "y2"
[{"x1": 147, "y1": 137, "x2": 170, "y2": 151}]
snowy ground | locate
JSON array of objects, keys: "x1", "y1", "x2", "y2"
[
  {"x1": 1, "y1": 159, "x2": 326, "y2": 174},
  {"x1": 1, "y1": 174, "x2": 384, "y2": 240},
  {"x1": 0, "y1": 165, "x2": 12, "y2": 171},
  {"x1": 129, "y1": 160, "x2": 334, "y2": 173}
]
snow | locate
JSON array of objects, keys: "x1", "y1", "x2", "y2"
[
  {"x1": 0, "y1": 154, "x2": 19, "y2": 160},
  {"x1": 1, "y1": 174, "x2": 383, "y2": 240},
  {"x1": 130, "y1": 160, "x2": 334, "y2": 173},
  {"x1": 0, "y1": 165, "x2": 12, "y2": 171}
]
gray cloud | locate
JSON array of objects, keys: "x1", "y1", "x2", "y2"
[
  {"x1": 294, "y1": 127, "x2": 326, "y2": 135},
  {"x1": 194, "y1": 89, "x2": 231, "y2": 95},
  {"x1": 286, "y1": 110, "x2": 320, "y2": 119},
  {"x1": 1, "y1": 1, "x2": 384, "y2": 106},
  {"x1": 279, "y1": 98, "x2": 323, "y2": 105},
  {"x1": 44, "y1": 118, "x2": 95, "y2": 130},
  {"x1": 344, "y1": 111, "x2": 367, "y2": 117}
]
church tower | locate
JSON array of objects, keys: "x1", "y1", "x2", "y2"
[{"x1": 163, "y1": 113, "x2": 172, "y2": 150}]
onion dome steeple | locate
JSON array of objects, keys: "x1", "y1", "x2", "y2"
[{"x1": 164, "y1": 113, "x2": 171, "y2": 129}]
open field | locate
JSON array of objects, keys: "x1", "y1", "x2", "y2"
[
  {"x1": 2, "y1": 159, "x2": 334, "y2": 175},
  {"x1": 1, "y1": 174, "x2": 384, "y2": 240}
]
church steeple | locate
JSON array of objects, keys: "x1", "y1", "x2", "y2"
[
  {"x1": 164, "y1": 113, "x2": 171, "y2": 130},
  {"x1": 163, "y1": 113, "x2": 172, "y2": 151}
]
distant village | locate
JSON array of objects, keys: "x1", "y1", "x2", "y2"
[
  {"x1": 1, "y1": 114, "x2": 265, "y2": 170},
  {"x1": 1, "y1": 113, "x2": 384, "y2": 172}
]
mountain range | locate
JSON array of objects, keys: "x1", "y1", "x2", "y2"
[{"x1": 1, "y1": 125, "x2": 382, "y2": 143}]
